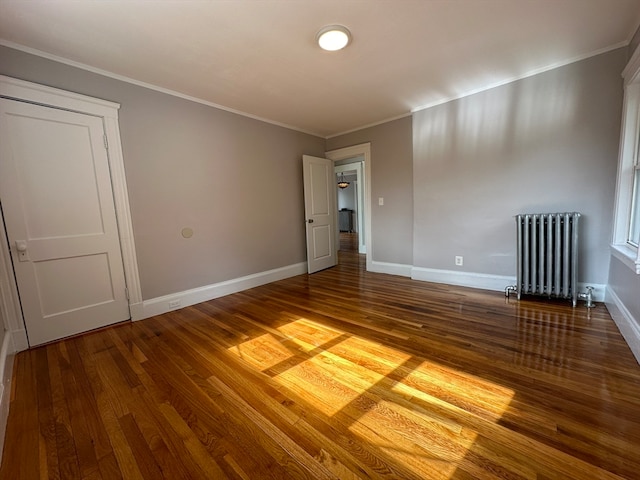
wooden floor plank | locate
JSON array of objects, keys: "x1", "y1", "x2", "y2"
[
  {"x1": 2, "y1": 237, "x2": 639, "y2": 479},
  {"x1": 1, "y1": 351, "x2": 40, "y2": 479},
  {"x1": 34, "y1": 347, "x2": 60, "y2": 480},
  {"x1": 47, "y1": 344, "x2": 82, "y2": 480}
]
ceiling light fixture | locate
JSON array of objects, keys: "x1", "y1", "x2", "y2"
[
  {"x1": 337, "y1": 173, "x2": 350, "y2": 189},
  {"x1": 317, "y1": 25, "x2": 352, "y2": 51}
]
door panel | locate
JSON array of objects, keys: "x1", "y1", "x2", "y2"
[
  {"x1": 13, "y1": 114, "x2": 105, "y2": 238},
  {"x1": 0, "y1": 98, "x2": 130, "y2": 346},
  {"x1": 311, "y1": 224, "x2": 331, "y2": 259},
  {"x1": 34, "y1": 253, "x2": 115, "y2": 317},
  {"x1": 303, "y1": 155, "x2": 336, "y2": 273}
]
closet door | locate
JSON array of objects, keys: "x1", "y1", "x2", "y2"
[{"x1": 0, "y1": 98, "x2": 130, "y2": 346}]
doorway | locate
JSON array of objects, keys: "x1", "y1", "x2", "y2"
[
  {"x1": 325, "y1": 143, "x2": 372, "y2": 272},
  {"x1": 336, "y1": 168, "x2": 358, "y2": 254},
  {"x1": 335, "y1": 159, "x2": 364, "y2": 254}
]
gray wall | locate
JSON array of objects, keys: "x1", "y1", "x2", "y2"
[
  {"x1": 327, "y1": 116, "x2": 414, "y2": 266},
  {"x1": 0, "y1": 45, "x2": 325, "y2": 300},
  {"x1": 0, "y1": 44, "x2": 628, "y2": 298},
  {"x1": 608, "y1": 253, "x2": 640, "y2": 363},
  {"x1": 337, "y1": 178, "x2": 357, "y2": 212},
  {"x1": 609, "y1": 256, "x2": 640, "y2": 322},
  {"x1": 412, "y1": 49, "x2": 626, "y2": 284}
]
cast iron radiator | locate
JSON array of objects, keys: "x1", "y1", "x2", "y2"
[{"x1": 507, "y1": 212, "x2": 581, "y2": 307}]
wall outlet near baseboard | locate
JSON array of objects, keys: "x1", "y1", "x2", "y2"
[
  {"x1": 168, "y1": 299, "x2": 182, "y2": 308},
  {"x1": 455, "y1": 256, "x2": 464, "y2": 266}
]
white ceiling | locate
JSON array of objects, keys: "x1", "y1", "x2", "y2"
[{"x1": 1, "y1": 0, "x2": 640, "y2": 138}]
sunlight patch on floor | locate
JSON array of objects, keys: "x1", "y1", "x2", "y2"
[
  {"x1": 346, "y1": 418, "x2": 463, "y2": 480},
  {"x1": 396, "y1": 359, "x2": 516, "y2": 422},
  {"x1": 351, "y1": 398, "x2": 472, "y2": 476},
  {"x1": 228, "y1": 314, "x2": 516, "y2": 477},
  {"x1": 226, "y1": 332, "x2": 295, "y2": 370},
  {"x1": 270, "y1": 339, "x2": 362, "y2": 415},
  {"x1": 377, "y1": 363, "x2": 515, "y2": 478},
  {"x1": 351, "y1": 379, "x2": 515, "y2": 478},
  {"x1": 276, "y1": 317, "x2": 346, "y2": 349},
  {"x1": 272, "y1": 359, "x2": 362, "y2": 416}
]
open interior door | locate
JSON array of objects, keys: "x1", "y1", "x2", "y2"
[{"x1": 302, "y1": 155, "x2": 337, "y2": 273}]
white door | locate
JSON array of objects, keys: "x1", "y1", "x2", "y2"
[
  {"x1": 303, "y1": 155, "x2": 337, "y2": 273},
  {"x1": 0, "y1": 98, "x2": 130, "y2": 346}
]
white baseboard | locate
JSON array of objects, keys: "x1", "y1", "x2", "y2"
[
  {"x1": 605, "y1": 286, "x2": 640, "y2": 365},
  {"x1": 409, "y1": 267, "x2": 606, "y2": 302},
  {"x1": 411, "y1": 267, "x2": 515, "y2": 292},
  {"x1": 9, "y1": 329, "x2": 27, "y2": 353},
  {"x1": 0, "y1": 330, "x2": 15, "y2": 462},
  {"x1": 129, "y1": 302, "x2": 145, "y2": 321},
  {"x1": 369, "y1": 261, "x2": 412, "y2": 277},
  {"x1": 133, "y1": 262, "x2": 307, "y2": 320}
]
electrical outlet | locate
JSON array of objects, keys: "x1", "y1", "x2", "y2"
[
  {"x1": 455, "y1": 256, "x2": 463, "y2": 266},
  {"x1": 168, "y1": 299, "x2": 181, "y2": 308},
  {"x1": 378, "y1": 197, "x2": 384, "y2": 206}
]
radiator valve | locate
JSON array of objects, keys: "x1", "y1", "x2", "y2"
[{"x1": 578, "y1": 286, "x2": 595, "y2": 308}]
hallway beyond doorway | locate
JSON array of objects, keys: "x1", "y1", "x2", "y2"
[{"x1": 340, "y1": 232, "x2": 358, "y2": 252}]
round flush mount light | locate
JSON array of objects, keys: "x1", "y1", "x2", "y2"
[{"x1": 317, "y1": 25, "x2": 352, "y2": 51}]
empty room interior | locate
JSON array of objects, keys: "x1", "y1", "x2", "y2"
[{"x1": 2, "y1": 1, "x2": 640, "y2": 479}]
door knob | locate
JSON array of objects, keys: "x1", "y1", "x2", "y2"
[
  {"x1": 308, "y1": 219, "x2": 314, "y2": 223},
  {"x1": 14, "y1": 240, "x2": 29, "y2": 262}
]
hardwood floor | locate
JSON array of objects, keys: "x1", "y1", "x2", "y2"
[{"x1": 2, "y1": 240, "x2": 640, "y2": 479}]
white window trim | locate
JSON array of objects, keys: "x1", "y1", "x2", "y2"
[{"x1": 612, "y1": 46, "x2": 640, "y2": 274}]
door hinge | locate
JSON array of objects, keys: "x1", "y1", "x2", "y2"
[
  {"x1": 103, "y1": 134, "x2": 109, "y2": 150},
  {"x1": 125, "y1": 287, "x2": 129, "y2": 300}
]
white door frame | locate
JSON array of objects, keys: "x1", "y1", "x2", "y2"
[
  {"x1": 325, "y1": 143, "x2": 372, "y2": 272},
  {"x1": 0, "y1": 75, "x2": 143, "y2": 351}
]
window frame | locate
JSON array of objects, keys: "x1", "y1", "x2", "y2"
[
  {"x1": 612, "y1": 46, "x2": 640, "y2": 274},
  {"x1": 629, "y1": 165, "x2": 640, "y2": 247}
]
